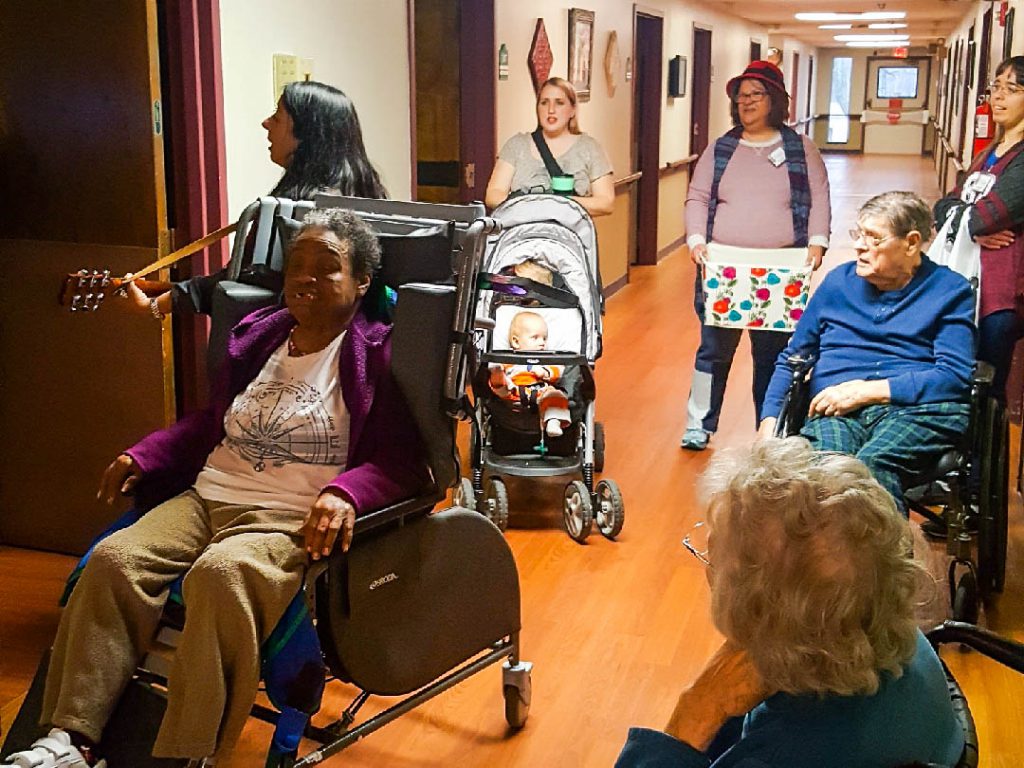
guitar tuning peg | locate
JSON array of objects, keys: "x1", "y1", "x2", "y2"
[
  {"x1": 101, "y1": 269, "x2": 111, "y2": 286},
  {"x1": 95, "y1": 292, "x2": 105, "y2": 305},
  {"x1": 71, "y1": 295, "x2": 83, "y2": 312}
]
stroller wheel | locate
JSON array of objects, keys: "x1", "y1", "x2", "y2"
[
  {"x1": 594, "y1": 479, "x2": 625, "y2": 540},
  {"x1": 563, "y1": 480, "x2": 593, "y2": 543},
  {"x1": 484, "y1": 477, "x2": 510, "y2": 531},
  {"x1": 453, "y1": 477, "x2": 477, "y2": 511}
]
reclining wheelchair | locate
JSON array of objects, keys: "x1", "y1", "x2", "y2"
[
  {"x1": 772, "y1": 354, "x2": 1009, "y2": 624},
  {"x1": 4, "y1": 196, "x2": 533, "y2": 767}
]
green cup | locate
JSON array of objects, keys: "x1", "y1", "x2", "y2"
[{"x1": 550, "y1": 175, "x2": 575, "y2": 195}]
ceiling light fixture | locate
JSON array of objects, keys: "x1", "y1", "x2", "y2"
[
  {"x1": 796, "y1": 11, "x2": 906, "y2": 22},
  {"x1": 844, "y1": 41, "x2": 907, "y2": 48},
  {"x1": 834, "y1": 33, "x2": 910, "y2": 42}
]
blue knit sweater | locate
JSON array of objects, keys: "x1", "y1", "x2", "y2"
[
  {"x1": 761, "y1": 257, "x2": 975, "y2": 421},
  {"x1": 614, "y1": 632, "x2": 964, "y2": 768}
]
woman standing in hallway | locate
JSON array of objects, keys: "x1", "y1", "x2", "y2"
[
  {"x1": 125, "y1": 80, "x2": 387, "y2": 318},
  {"x1": 934, "y1": 56, "x2": 1024, "y2": 404},
  {"x1": 484, "y1": 77, "x2": 614, "y2": 216},
  {"x1": 680, "y1": 61, "x2": 831, "y2": 451}
]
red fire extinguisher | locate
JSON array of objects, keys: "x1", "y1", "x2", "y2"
[{"x1": 974, "y1": 93, "x2": 995, "y2": 158}]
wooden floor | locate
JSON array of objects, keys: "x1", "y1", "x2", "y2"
[{"x1": 2, "y1": 154, "x2": 1023, "y2": 766}]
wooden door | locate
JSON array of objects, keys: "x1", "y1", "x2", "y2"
[
  {"x1": 691, "y1": 27, "x2": 713, "y2": 158},
  {"x1": 790, "y1": 52, "x2": 801, "y2": 123},
  {"x1": 413, "y1": 0, "x2": 495, "y2": 204},
  {"x1": 750, "y1": 40, "x2": 762, "y2": 62},
  {"x1": 0, "y1": 1, "x2": 171, "y2": 554},
  {"x1": 633, "y1": 12, "x2": 663, "y2": 266}
]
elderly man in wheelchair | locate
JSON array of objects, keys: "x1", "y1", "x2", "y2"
[
  {"x1": 757, "y1": 191, "x2": 976, "y2": 516},
  {"x1": 4, "y1": 209, "x2": 430, "y2": 768}
]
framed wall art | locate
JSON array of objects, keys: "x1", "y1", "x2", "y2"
[{"x1": 568, "y1": 8, "x2": 595, "y2": 102}]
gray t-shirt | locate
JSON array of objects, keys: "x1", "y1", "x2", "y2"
[{"x1": 498, "y1": 132, "x2": 613, "y2": 197}]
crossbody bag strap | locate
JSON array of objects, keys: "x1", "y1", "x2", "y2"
[{"x1": 531, "y1": 128, "x2": 567, "y2": 181}]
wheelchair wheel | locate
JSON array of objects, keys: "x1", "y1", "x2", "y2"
[
  {"x1": 503, "y1": 684, "x2": 530, "y2": 729},
  {"x1": 594, "y1": 478, "x2": 625, "y2": 540},
  {"x1": 977, "y1": 400, "x2": 1009, "y2": 596},
  {"x1": 483, "y1": 477, "x2": 510, "y2": 531},
  {"x1": 563, "y1": 480, "x2": 593, "y2": 543},
  {"x1": 953, "y1": 570, "x2": 980, "y2": 625},
  {"x1": 594, "y1": 421, "x2": 606, "y2": 473},
  {"x1": 453, "y1": 477, "x2": 477, "y2": 511}
]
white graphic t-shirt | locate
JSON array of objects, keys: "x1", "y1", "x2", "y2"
[{"x1": 194, "y1": 331, "x2": 350, "y2": 513}]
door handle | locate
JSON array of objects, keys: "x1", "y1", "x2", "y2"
[{"x1": 463, "y1": 162, "x2": 476, "y2": 188}]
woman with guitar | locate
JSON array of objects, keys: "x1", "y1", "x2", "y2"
[
  {"x1": 123, "y1": 80, "x2": 387, "y2": 318},
  {"x1": 484, "y1": 77, "x2": 614, "y2": 217}
]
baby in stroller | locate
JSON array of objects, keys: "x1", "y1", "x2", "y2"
[{"x1": 488, "y1": 310, "x2": 572, "y2": 438}]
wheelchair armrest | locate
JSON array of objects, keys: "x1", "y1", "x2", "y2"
[
  {"x1": 971, "y1": 361, "x2": 994, "y2": 386},
  {"x1": 351, "y1": 490, "x2": 445, "y2": 537},
  {"x1": 926, "y1": 621, "x2": 1024, "y2": 674}
]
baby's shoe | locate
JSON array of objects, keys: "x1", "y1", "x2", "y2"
[
  {"x1": 3, "y1": 728, "x2": 106, "y2": 767},
  {"x1": 545, "y1": 419, "x2": 563, "y2": 437}
]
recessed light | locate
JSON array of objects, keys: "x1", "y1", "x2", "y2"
[
  {"x1": 845, "y1": 41, "x2": 907, "y2": 48},
  {"x1": 834, "y1": 34, "x2": 910, "y2": 42},
  {"x1": 796, "y1": 11, "x2": 906, "y2": 22},
  {"x1": 819, "y1": 24, "x2": 853, "y2": 29}
]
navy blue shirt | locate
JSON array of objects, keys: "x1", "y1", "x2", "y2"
[
  {"x1": 761, "y1": 257, "x2": 975, "y2": 421},
  {"x1": 615, "y1": 632, "x2": 964, "y2": 768}
]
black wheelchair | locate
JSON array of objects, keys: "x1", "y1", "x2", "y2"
[
  {"x1": 4, "y1": 196, "x2": 532, "y2": 767},
  {"x1": 773, "y1": 355, "x2": 1010, "y2": 624}
]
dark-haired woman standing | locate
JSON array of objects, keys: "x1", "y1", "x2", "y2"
[
  {"x1": 680, "y1": 61, "x2": 831, "y2": 451},
  {"x1": 935, "y1": 56, "x2": 1024, "y2": 404},
  {"x1": 126, "y1": 80, "x2": 387, "y2": 317}
]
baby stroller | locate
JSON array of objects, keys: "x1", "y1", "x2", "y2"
[{"x1": 454, "y1": 194, "x2": 625, "y2": 544}]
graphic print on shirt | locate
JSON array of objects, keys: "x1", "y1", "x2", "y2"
[
  {"x1": 961, "y1": 171, "x2": 996, "y2": 204},
  {"x1": 224, "y1": 378, "x2": 341, "y2": 472}
]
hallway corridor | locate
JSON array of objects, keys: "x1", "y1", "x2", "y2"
[{"x1": 2, "y1": 154, "x2": 1022, "y2": 767}]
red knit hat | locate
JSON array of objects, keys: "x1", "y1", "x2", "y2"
[{"x1": 726, "y1": 60, "x2": 788, "y2": 99}]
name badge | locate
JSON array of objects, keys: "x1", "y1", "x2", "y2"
[{"x1": 768, "y1": 147, "x2": 786, "y2": 167}]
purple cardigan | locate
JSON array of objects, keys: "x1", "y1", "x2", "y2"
[{"x1": 126, "y1": 306, "x2": 431, "y2": 516}]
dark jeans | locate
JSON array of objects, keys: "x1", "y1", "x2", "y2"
[{"x1": 978, "y1": 309, "x2": 1024, "y2": 405}]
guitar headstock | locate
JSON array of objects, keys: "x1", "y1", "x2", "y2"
[{"x1": 59, "y1": 269, "x2": 117, "y2": 311}]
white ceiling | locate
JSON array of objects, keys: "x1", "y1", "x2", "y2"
[{"x1": 708, "y1": 0, "x2": 975, "y2": 49}]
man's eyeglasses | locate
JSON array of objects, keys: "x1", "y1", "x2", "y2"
[
  {"x1": 732, "y1": 90, "x2": 768, "y2": 104},
  {"x1": 849, "y1": 228, "x2": 897, "y2": 249},
  {"x1": 682, "y1": 521, "x2": 710, "y2": 566},
  {"x1": 989, "y1": 80, "x2": 1024, "y2": 97}
]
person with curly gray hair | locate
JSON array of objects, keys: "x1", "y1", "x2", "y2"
[{"x1": 615, "y1": 439, "x2": 964, "y2": 768}]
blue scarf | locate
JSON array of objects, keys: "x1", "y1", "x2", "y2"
[{"x1": 706, "y1": 125, "x2": 811, "y2": 247}]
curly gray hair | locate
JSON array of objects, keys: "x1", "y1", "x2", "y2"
[{"x1": 701, "y1": 438, "x2": 923, "y2": 696}]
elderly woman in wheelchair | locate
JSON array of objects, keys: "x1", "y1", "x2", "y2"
[
  {"x1": 757, "y1": 191, "x2": 976, "y2": 515},
  {"x1": 616, "y1": 440, "x2": 964, "y2": 767},
  {"x1": 4, "y1": 209, "x2": 429, "y2": 768}
]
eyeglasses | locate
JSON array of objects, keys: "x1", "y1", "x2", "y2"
[
  {"x1": 988, "y1": 80, "x2": 1024, "y2": 97},
  {"x1": 682, "y1": 521, "x2": 710, "y2": 565},
  {"x1": 732, "y1": 90, "x2": 768, "y2": 104},
  {"x1": 849, "y1": 228, "x2": 897, "y2": 248}
]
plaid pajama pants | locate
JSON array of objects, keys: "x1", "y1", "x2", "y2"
[{"x1": 800, "y1": 402, "x2": 970, "y2": 514}]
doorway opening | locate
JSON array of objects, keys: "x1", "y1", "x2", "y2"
[{"x1": 691, "y1": 27, "x2": 712, "y2": 158}]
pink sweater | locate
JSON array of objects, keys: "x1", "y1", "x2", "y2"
[{"x1": 685, "y1": 133, "x2": 831, "y2": 249}]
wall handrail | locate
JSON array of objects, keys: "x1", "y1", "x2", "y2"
[
  {"x1": 614, "y1": 171, "x2": 643, "y2": 189},
  {"x1": 660, "y1": 155, "x2": 699, "y2": 177},
  {"x1": 931, "y1": 117, "x2": 965, "y2": 173}
]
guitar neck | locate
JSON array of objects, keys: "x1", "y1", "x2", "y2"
[{"x1": 109, "y1": 277, "x2": 173, "y2": 297}]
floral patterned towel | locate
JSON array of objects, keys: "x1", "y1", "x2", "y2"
[{"x1": 703, "y1": 263, "x2": 812, "y2": 331}]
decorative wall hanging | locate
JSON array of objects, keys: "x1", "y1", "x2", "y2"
[
  {"x1": 528, "y1": 19, "x2": 553, "y2": 93},
  {"x1": 568, "y1": 8, "x2": 595, "y2": 102},
  {"x1": 604, "y1": 30, "x2": 620, "y2": 96}
]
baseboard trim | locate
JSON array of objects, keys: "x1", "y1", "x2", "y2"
[
  {"x1": 604, "y1": 273, "x2": 628, "y2": 298},
  {"x1": 657, "y1": 233, "x2": 688, "y2": 261}
]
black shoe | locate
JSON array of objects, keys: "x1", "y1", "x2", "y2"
[{"x1": 920, "y1": 514, "x2": 979, "y2": 541}]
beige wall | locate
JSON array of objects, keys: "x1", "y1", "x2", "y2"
[{"x1": 218, "y1": 0, "x2": 412, "y2": 220}]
